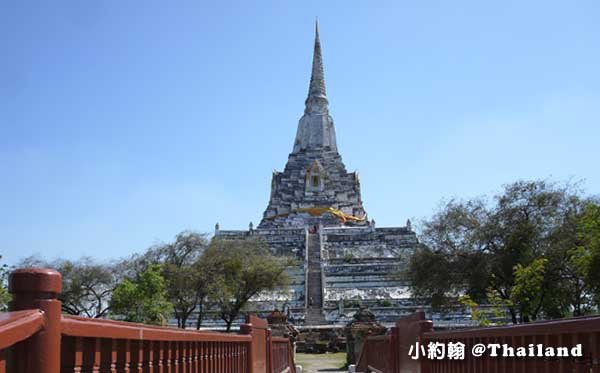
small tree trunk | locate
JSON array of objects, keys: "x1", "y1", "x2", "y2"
[
  {"x1": 195, "y1": 303, "x2": 204, "y2": 330},
  {"x1": 509, "y1": 307, "x2": 518, "y2": 324},
  {"x1": 225, "y1": 319, "x2": 233, "y2": 332}
]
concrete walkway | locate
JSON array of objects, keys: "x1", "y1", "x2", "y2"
[{"x1": 295, "y1": 352, "x2": 347, "y2": 373}]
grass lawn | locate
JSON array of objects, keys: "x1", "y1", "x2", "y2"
[{"x1": 295, "y1": 352, "x2": 347, "y2": 372}]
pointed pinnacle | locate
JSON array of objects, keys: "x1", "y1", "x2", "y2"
[{"x1": 308, "y1": 18, "x2": 326, "y2": 100}]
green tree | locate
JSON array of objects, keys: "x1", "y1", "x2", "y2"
[
  {"x1": 142, "y1": 231, "x2": 210, "y2": 328},
  {"x1": 191, "y1": 255, "x2": 218, "y2": 329},
  {"x1": 509, "y1": 258, "x2": 548, "y2": 322},
  {"x1": 122, "y1": 231, "x2": 215, "y2": 329},
  {"x1": 407, "y1": 179, "x2": 595, "y2": 323},
  {"x1": 545, "y1": 196, "x2": 595, "y2": 317},
  {"x1": 459, "y1": 293, "x2": 508, "y2": 327},
  {"x1": 0, "y1": 256, "x2": 11, "y2": 311},
  {"x1": 19, "y1": 256, "x2": 118, "y2": 318},
  {"x1": 407, "y1": 199, "x2": 488, "y2": 309},
  {"x1": 458, "y1": 295, "x2": 491, "y2": 326},
  {"x1": 204, "y1": 238, "x2": 290, "y2": 332},
  {"x1": 110, "y1": 264, "x2": 173, "y2": 325},
  {"x1": 576, "y1": 203, "x2": 600, "y2": 306},
  {"x1": 59, "y1": 259, "x2": 117, "y2": 318}
]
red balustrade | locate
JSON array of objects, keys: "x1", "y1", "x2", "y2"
[
  {"x1": 355, "y1": 334, "x2": 392, "y2": 373},
  {"x1": 357, "y1": 311, "x2": 600, "y2": 373},
  {"x1": 421, "y1": 316, "x2": 600, "y2": 373},
  {"x1": 0, "y1": 268, "x2": 295, "y2": 373},
  {"x1": 271, "y1": 337, "x2": 295, "y2": 373},
  {"x1": 0, "y1": 310, "x2": 45, "y2": 373},
  {"x1": 356, "y1": 311, "x2": 432, "y2": 373}
]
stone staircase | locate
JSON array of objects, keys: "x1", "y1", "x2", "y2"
[{"x1": 305, "y1": 233, "x2": 327, "y2": 325}]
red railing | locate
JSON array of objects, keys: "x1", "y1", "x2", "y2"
[
  {"x1": 355, "y1": 334, "x2": 392, "y2": 373},
  {"x1": 421, "y1": 315, "x2": 600, "y2": 373},
  {"x1": 357, "y1": 311, "x2": 600, "y2": 373},
  {"x1": 271, "y1": 337, "x2": 295, "y2": 373},
  {"x1": 356, "y1": 311, "x2": 432, "y2": 373},
  {"x1": 0, "y1": 310, "x2": 45, "y2": 373},
  {"x1": 1, "y1": 268, "x2": 295, "y2": 373},
  {"x1": 60, "y1": 315, "x2": 252, "y2": 372}
]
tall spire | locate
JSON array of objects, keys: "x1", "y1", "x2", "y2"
[
  {"x1": 307, "y1": 18, "x2": 327, "y2": 101},
  {"x1": 293, "y1": 19, "x2": 337, "y2": 153}
]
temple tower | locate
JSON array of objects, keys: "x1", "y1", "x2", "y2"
[
  {"x1": 259, "y1": 20, "x2": 367, "y2": 229},
  {"x1": 215, "y1": 21, "x2": 418, "y2": 327}
]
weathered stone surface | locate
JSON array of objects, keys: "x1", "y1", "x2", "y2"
[
  {"x1": 320, "y1": 225, "x2": 417, "y2": 323},
  {"x1": 267, "y1": 309, "x2": 299, "y2": 341},
  {"x1": 258, "y1": 148, "x2": 367, "y2": 229}
]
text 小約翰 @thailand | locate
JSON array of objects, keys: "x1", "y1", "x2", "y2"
[{"x1": 408, "y1": 341, "x2": 583, "y2": 360}]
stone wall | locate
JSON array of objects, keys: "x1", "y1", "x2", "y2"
[
  {"x1": 259, "y1": 149, "x2": 367, "y2": 228},
  {"x1": 213, "y1": 225, "x2": 422, "y2": 324},
  {"x1": 321, "y1": 226, "x2": 418, "y2": 322}
]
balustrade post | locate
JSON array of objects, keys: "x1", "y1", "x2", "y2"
[
  {"x1": 389, "y1": 327, "x2": 399, "y2": 373},
  {"x1": 417, "y1": 319, "x2": 433, "y2": 373},
  {"x1": 267, "y1": 329, "x2": 273, "y2": 373},
  {"x1": 240, "y1": 323, "x2": 254, "y2": 373},
  {"x1": 8, "y1": 268, "x2": 62, "y2": 373}
]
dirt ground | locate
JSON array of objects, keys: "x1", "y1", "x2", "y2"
[{"x1": 295, "y1": 352, "x2": 347, "y2": 373}]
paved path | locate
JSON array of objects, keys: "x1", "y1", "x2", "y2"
[{"x1": 295, "y1": 352, "x2": 347, "y2": 373}]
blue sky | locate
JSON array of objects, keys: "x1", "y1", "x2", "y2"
[{"x1": 1, "y1": 1, "x2": 599, "y2": 265}]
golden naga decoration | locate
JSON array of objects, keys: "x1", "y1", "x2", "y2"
[{"x1": 265, "y1": 206, "x2": 366, "y2": 223}]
